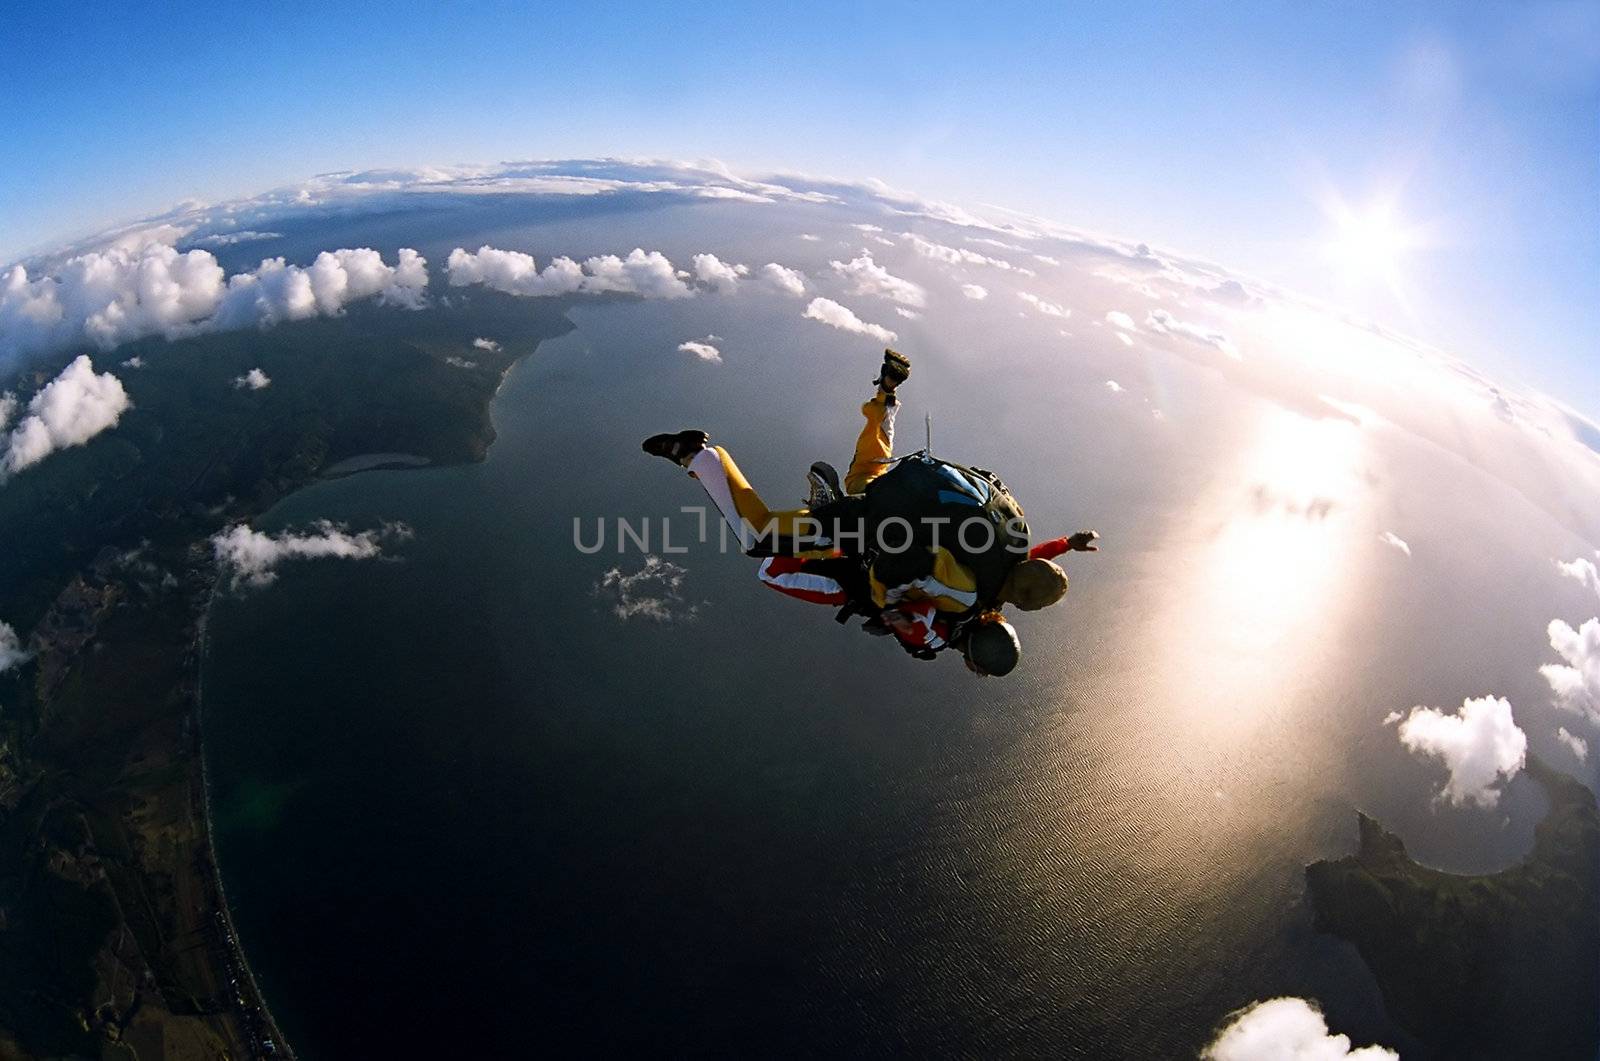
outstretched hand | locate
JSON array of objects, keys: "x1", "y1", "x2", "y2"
[
  {"x1": 881, "y1": 609, "x2": 917, "y2": 637},
  {"x1": 1067, "y1": 530, "x2": 1100, "y2": 552}
]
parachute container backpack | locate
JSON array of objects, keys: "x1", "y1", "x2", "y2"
[{"x1": 863, "y1": 454, "x2": 1030, "y2": 611}]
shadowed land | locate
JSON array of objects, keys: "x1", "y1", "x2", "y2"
[
  {"x1": 1307, "y1": 757, "x2": 1600, "y2": 1060},
  {"x1": 0, "y1": 289, "x2": 573, "y2": 1058}
]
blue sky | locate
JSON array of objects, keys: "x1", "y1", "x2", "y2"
[{"x1": 2, "y1": 1, "x2": 1595, "y2": 404}]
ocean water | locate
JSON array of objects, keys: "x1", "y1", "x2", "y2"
[{"x1": 203, "y1": 290, "x2": 1578, "y2": 1058}]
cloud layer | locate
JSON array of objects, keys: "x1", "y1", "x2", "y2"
[
  {"x1": 1203, "y1": 998, "x2": 1397, "y2": 1060},
  {"x1": 3, "y1": 355, "x2": 131, "y2": 475},
  {"x1": 1397, "y1": 694, "x2": 1527, "y2": 807},
  {"x1": 2, "y1": 244, "x2": 428, "y2": 366},
  {"x1": 212, "y1": 519, "x2": 411, "y2": 589},
  {"x1": 446, "y1": 245, "x2": 692, "y2": 300}
]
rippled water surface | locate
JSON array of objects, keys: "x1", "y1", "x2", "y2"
[{"x1": 205, "y1": 274, "x2": 1575, "y2": 1057}]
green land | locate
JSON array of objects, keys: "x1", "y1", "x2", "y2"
[
  {"x1": 1306, "y1": 757, "x2": 1600, "y2": 1060},
  {"x1": 0, "y1": 292, "x2": 572, "y2": 1059}
]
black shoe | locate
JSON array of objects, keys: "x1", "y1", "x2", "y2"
[
  {"x1": 872, "y1": 348, "x2": 911, "y2": 395},
  {"x1": 806, "y1": 461, "x2": 843, "y2": 508},
  {"x1": 642, "y1": 430, "x2": 710, "y2": 465}
]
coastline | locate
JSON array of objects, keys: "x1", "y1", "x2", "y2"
[
  {"x1": 194, "y1": 592, "x2": 296, "y2": 1058},
  {"x1": 0, "y1": 295, "x2": 580, "y2": 1057},
  {"x1": 1306, "y1": 758, "x2": 1600, "y2": 1057},
  {"x1": 192, "y1": 318, "x2": 569, "y2": 1059}
]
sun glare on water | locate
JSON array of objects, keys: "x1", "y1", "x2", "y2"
[{"x1": 1138, "y1": 407, "x2": 1373, "y2": 743}]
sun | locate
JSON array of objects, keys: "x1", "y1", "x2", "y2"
[{"x1": 1320, "y1": 196, "x2": 1422, "y2": 297}]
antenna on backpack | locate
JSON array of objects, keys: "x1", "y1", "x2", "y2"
[{"x1": 925, "y1": 411, "x2": 933, "y2": 455}]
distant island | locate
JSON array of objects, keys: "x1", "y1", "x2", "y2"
[
  {"x1": 1306, "y1": 757, "x2": 1600, "y2": 1060},
  {"x1": 0, "y1": 290, "x2": 572, "y2": 1058}
]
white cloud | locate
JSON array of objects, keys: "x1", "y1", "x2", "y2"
[
  {"x1": 678, "y1": 339, "x2": 722, "y2": 363},
  {"x1": 1382, "y1": 710, "x2": 1403, "y2": 725},
  {"x1": 829, "y1": 252, "x2": 926, "y2": 307},
  {"x1": 387, "y1": 246, "x2": 432, "y2": 300},
  {"x1": 472, "y1": 337, "x2": 500, "y2": 352},
  {"x1": 445, "y1": 246, "x2": 582, "y2": 296},
  {"x1": 802, "y1": 298, "x2": 897, "y2": 344},
  {"x1": 211, "y1": 519, "x2": 411, "y2": 589},
  {"x1": 580, "y1": 249, "x2": 696, "y2": 298},
  {"x1": 445, "y1": 356, "x2": 476, "y2": 369},
  {"x1": 1557, "y1": 726, "x2": 1588, "y2": 763},
  {"x1": 233, "y1": 367, "x2": 271, "y2": 391},
  {"x1": 1018, "y1": 291, "x2": 1069, "y2": 318},
  {"x1": 1146, "y1": 308, "x2": 1240, "y2": 359},
  {"x1": 1556, "y1": 552, "x2": 1600, "y2": 598},
  {"x1": 1397, "y1": 695, "x2": 1527, "y2": 807},
  {"x1": 1318, "y1": 395, "x2": 1380, "y2": 426},
  {"x1": 0, "y1": 620, "x2": 30, "y2": 673},
  {"x1": 1105, "y1": 380, "x2": 1124, "y2": 393},
  {"x1": 107, "y1": 223, "x2": 194, "y2": 254},
  {"x1": 2, "y1": 244, "x2": 225, "y2": 362},
  {"x1": 214, "y1": 247, "x2": 429, "y2": 329},
  {"x1": 799, "y1": 233, "x2": 821, "y2": 242},
  {"x1": 894, "y1": 307, "x2": 919, "y2": 319},
  {"x1": 120, "y1": 355, "x2": 144, "y2": 369},
  {"x1": 961, "y1": 284, "x2": 988, "y2": 300},
  {"x1": 758, "y1": 262, "x2": 807, "y2": 297},
  {"x1": 596, "y1": 555, "x2": 698, "y2": 621},
  {"x1": 966, "y1": 236, "x2": 1025, "y2": 252},
  {"x1": 190, "y1": 230, "x2": 282, "y2": 247},
  {"x1": 904, "y1": 233, "x2": 1022, "y2": 272},
  {"x1": 0, "y1": 392, "x2": 14, "y2": 432},
  {"x1": 445, "y1": 245, "x2": 691, "y2": 299},
  {"x1": 1542, "y1": 617, "x2": 1600, "y2": 723},
  {"x1": 1203, "y1": 997, "x2": 1397, "y2": 1061},
  {"x1": 851, "y1": 223, "x2": 883, "y2": 233},
  {"x1": 2, "y1": 355, "x2": 131, "y2": 475},
  {"x1": 1378, "y1": 531, "x2": 1411, "y2": 556},
  {"x1": 1116, "y1": 332, "x2": 1134, "y2": 347},
  {"x1": 694, "y1": 186, "x2": 772, "y2": 204},
  {"x1": 1106, "y1": 310, "x2": 1136, "y2": 331},
  {"x1": 691, "y1": 253, "x2": 748, "y2": 292}
]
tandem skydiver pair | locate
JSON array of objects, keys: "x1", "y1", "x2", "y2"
[{"x1": 643, "y1": 349, "x2": 1098, "y2": 677}]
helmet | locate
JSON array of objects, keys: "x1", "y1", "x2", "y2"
[
  {"x1": 999, "y1": 558, "x2": 1068, "y2": 611},
  {"x1": 963, "y1": 616, "x2": 1021, "y2": 676}
]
